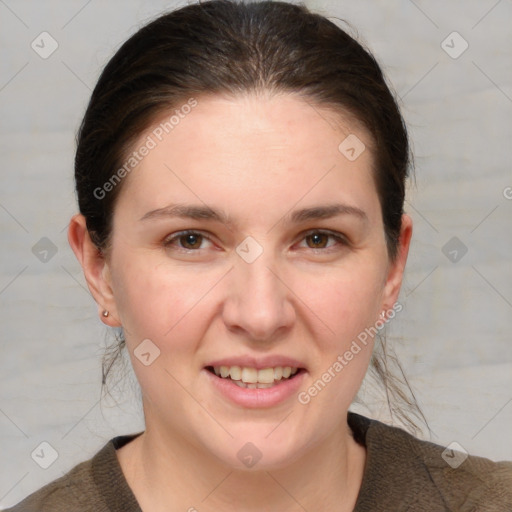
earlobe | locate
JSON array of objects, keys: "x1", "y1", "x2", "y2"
[
  {"x1": 67, "y1": 214, "x2": 121, "y2": 327},
  {"x1": 381, "y1": 214, "x2": 413, "y2": 311}
]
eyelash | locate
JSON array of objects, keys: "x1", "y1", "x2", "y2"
[{"x1": 162, "y1": 229, "x2": 348, "y2": 253}]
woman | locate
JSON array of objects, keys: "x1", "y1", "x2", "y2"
[{"x1": 5, "y1": 1, "x2": 511, "y2": 511}]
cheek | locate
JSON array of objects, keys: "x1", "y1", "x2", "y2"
[
  {"x1": 110, "y1": 256, "x2": 212, "y2": 406},
  {"x1": 111, "y1": 252, "x2": 221, "y2": 349},
  {"x1": 113, "y1": 249, "x2": 385, "y2": 344},
  {"x1": 293, "y1": 264, "x2": 383, "y2": 416},
  {"x1": 110, "y1": 255, "x2": 170, "y2": 335},
  {"x1": 293, "y1": 259, "x2": 385, "y2": 347}
]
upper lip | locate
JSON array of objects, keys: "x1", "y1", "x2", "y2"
[{"x1": 205, "y1": 355, "x2": 307, "y2": 371}]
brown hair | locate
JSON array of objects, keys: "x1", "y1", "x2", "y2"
[{"x1": 75, "y1": 0, "x2": 426, "y2": 433}]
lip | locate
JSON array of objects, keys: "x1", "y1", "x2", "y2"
[
  {"x1": 205, "y1": 355, "x2": 307, "y2": 371},
  {"x1": 203, "y1": 367, "x2": 307, "y2": 409}
]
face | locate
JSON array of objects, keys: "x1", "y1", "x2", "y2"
[{"x1": 73, "y1": 92, "x2": 410, "y2": 470}]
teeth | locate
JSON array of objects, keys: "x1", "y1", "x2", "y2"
[
  {"x1": 241, "y1": 367, "x2": 258, "y2": 383},
  {"x1": 211, "y1": 365, "x2": 300, "y2": 385},
  {"x1": 234, "y1": 380, "x2": 286, "y2": 389},
  {"x1": 229, "y1": 366, "x2": 242, "y2": 381},
  {"x1": 256, "y1": 368, "x2": 274, "y2": 384}
]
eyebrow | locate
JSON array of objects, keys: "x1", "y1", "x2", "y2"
[{"x1": 139, "y1": 203, "x2": 368, "y2": 225}]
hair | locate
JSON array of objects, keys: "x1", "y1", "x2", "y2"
[{"x1": 75, "y1": 0, "x2": 427, "y2": 434}]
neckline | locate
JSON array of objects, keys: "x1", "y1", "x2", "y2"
[{"x1": 92, "y1": 411, "x2": 375, "y2": 511}]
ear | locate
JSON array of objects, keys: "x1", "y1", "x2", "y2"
[
  {"x1": 381, "y1": 213, "x2": 413, "y2": 315},
  {"x1": 67, "y1": 213, "x2": 121, "y2": 327}
]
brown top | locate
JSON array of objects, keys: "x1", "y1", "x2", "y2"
[{"x1": 3, "y1": 412, "x2": 512, "y2": 512}]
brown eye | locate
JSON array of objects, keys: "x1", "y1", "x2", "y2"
[
  {"x1": 305, "y1": 232, "x2": 330, "y2": 249},
  {"x1": 299, "y1": 230, "x2": 347, "y2": 251},
  {"x1": 164, "y1": 231, "x2": 211, "y2": 251},
  {"x1": 179, "y1": 233, "x2": 203, "y2": 249}
]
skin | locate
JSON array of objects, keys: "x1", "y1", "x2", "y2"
[{"x1": 68, "y1": 92, "x2": 412, "y2": 512}]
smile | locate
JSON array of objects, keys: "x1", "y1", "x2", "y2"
[{"x1": 207, "y1": 365, "x2": 301, "y2": 388}]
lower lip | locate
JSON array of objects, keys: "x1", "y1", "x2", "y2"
[{"x1": 203, "y1": 368, "x2": 306, "y2": 409}]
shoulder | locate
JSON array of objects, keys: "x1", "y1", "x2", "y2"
[
  {"x1": 2, "y1": 457, "x2": 99, "y2": 512},
  {"x1": 2, "y1": 433, "x2": 143, "y2": 512},
  {"x1": 349, "y1": 412, "x2": 512, "y2": 511}
]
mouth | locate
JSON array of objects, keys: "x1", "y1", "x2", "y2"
[{"x1": 205, "y1": 365, "x2": 306, "y2": 389}]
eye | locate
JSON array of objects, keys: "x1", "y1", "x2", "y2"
[
  {"x1": 162, "y1": 229, "x2": 348, "y2": 254},
  {"x1": 163, "y1": 230, "x2": 213, "y2": 251},
  {"x1": 297, "y1": 230, "x2": 348, "y2": 250}
]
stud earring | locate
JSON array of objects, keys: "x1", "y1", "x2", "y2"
[{"x1": 102, "y1": 310, "x2": 109, "y2": 317}]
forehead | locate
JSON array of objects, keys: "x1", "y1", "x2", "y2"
[{"x1": 115, "y1": 92, "x2": 380, "y2": 225}]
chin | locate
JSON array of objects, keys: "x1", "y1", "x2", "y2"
[{"x1": 203, "y1": 426, "x2": 309, "y2": 472}]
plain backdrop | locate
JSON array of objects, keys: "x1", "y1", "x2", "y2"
[{"x1": 1, "y1": 0, "x2": 511, "y2": 507}]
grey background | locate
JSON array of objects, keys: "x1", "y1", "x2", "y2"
[{"x1": 1, "y1": 0, "x2": 511, "y2": 507}]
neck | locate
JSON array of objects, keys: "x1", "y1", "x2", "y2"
[{"x1": 117, "y1": 417, "x2": 366, "y2": 512}]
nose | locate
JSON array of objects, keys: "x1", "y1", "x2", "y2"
[{"x1": 222, "y1": 250, "x2": 296, "y2": 342}]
